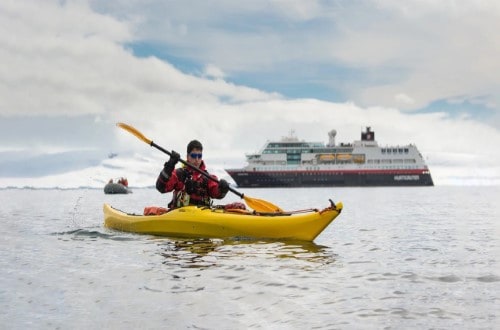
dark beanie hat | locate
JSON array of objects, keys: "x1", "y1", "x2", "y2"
[{"x1": 187, "y1": 140, "x2": 203, "y2": 153}]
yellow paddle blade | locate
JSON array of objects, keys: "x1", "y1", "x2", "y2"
[
  {"x1": 116, "y1": 122, "x2": 152, "y2": 145},
  {"x1": 243, "y1": 195, "x2": 283, "y2": 213}
]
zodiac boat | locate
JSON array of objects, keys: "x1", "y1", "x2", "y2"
[{"x1": 104, "y1": 182, "x2": 131, "y2": 194}]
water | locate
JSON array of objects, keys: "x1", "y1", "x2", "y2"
[{"x1": 1, "y1": 186, "x2": 499, "y2": 329}]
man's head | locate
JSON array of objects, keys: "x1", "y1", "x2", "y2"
[
  {"x1": 187, "y1": 140, "x2": 203, "y2": 154},
  {"x1": 186, "y1": 140, "x2": 203, "y2": 167}
]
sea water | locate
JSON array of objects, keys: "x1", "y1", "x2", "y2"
[{"x1": 0, "y1": 186, "x2": 498, "y2": 329}]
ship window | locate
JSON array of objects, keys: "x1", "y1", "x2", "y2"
[
  {"x1": 387, "y1": 149, "x2": 391, "y2": 154},
  {"x1": 393, "y1": 148, "x2": 398, "y2": 153},
  {"x1": 381, "y1": 149, "x2": 386, "y2": 154},
  {"x1": 404, "y1": 148, "x2": 409, "y2": 153}
]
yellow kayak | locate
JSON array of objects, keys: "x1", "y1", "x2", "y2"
[{"x1": 103, "y1": 201, "x2": 343, "y2": 241}]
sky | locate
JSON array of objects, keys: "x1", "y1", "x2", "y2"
[{"x1": 1, "y1": 0, "x2": 500, "y2": 188}]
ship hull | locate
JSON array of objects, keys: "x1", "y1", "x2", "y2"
[{"x1": 226, "y1": 169, "x2": 434, "y2": 187}]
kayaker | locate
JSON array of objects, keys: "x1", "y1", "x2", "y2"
[
  {"x1": 155, "y1": 139, "x2": 229, "y2": 208},
  {"x1": 118, "y1": 177, "x2": 128, "y2": 187}
]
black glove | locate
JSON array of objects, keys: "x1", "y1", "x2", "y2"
[
  {"x1": 160, "y1": 151, "x2": 180, "y2": 180},
  {"x1": 184, "y1": 178, "x2": 196, "y2": 194},
  {"x1": 218, "y1": 179, "x2": 229, "y2": 197},
  {"x1": 164, "y1": 151, "x2": 180, "y2": 172}
]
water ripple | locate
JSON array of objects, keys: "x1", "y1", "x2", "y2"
[
  {"x1": 429, "y1": 275, "x2": 462, "y2": 283},
  {"x1": 51, "y1": 228, "x2": 137, "y2": 241},
  {"x1": 476, "y1": 275, "x2": 500, "y2": 282}
]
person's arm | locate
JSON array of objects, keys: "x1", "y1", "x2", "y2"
[{"x1": 155, "y1": 151, "x2": 180, "y2": 193}]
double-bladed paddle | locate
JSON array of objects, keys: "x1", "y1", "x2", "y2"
[{"x1": 116, "y1": 122, "x2": 283, "y2": 213}]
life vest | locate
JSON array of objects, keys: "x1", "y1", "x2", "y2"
[{"x1": 169, "y1": 167, "x2": 212, "y2": 208}]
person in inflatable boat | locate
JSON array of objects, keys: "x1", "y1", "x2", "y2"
[{"x1": 155, "y1": 139, "x2": 229, "y2": 209}]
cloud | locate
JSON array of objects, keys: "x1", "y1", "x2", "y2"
[
  {"x1": 394, "y1": 93, "x2": 415, "y2": 106},
  {"x1": 0, "y1": 1, "x2": 499, "y2": 187},
  {"x1": 0, "y1": 0, "x2": 277, "y2": 120},
  {"x1": 87, "y1": 0, "x2": 500, "y2": 126},
  {"x1": 0, "y1": 1, "x2": 134, "y2": 117},
  {"x1": 203, "y1": 64, "x2": 226, "y2": 80}
]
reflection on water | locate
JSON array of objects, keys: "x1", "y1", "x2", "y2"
[
  {"x1": 158, "y1": 238, "x2": 223, "y2": 269},
  {"x1": 52, "y1": 229, "x2": 338, "y2": 270},
  {"x1": 156, "y1": 238, "x2": 337, "y2": 269}
]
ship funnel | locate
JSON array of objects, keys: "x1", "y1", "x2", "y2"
[{"x1": 328, "y1": 129, "x2": 337, "y2": 146}]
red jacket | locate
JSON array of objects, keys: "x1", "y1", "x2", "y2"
[{"x1": 156, "y1": 161, "x2": 224, "y2": 208}]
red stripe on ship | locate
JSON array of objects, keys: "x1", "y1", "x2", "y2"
[{"x1": 227, "y1": 169, "x2": 429, "y2": 175}]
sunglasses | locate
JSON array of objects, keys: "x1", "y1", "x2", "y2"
[{"x1": 189, "y1": 152, "x2": 203, "y2": 159}]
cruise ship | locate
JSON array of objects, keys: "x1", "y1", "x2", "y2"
[{"x1": 225, "y1": 127, "x2": 434, "y2": 187}]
